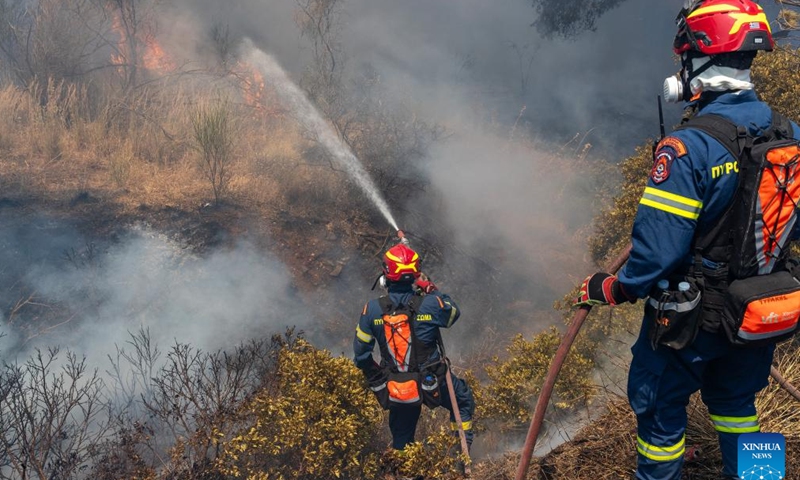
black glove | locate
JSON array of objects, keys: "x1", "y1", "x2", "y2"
[{"x1": 574, "y1": 272, "x2": 632, "y2": 307}]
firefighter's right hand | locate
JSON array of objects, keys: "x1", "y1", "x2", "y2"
[
  {"x1": 415, "y1": 275, "x2": 437, "y2": 294},
  {"x1": 574, "y1": 272, "x2": 630, "y2": 307}
]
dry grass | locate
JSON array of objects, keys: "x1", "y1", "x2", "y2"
[
  {"x1": 0, "y1": 76, "x2": 319, "y2": 215},
  {"x1": 470, "y1": 344, "x2": 800, "y2": 480}
]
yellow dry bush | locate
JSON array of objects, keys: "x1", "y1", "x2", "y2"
[
  {"x1": 481, "y1": 330, "x2": 596, "y2": 426},
  {"x1": 217, "y1": 339, "x2": 386, "y2": 479},
  {"x1": 752, "y1": 46, "x2": 800, "y2": 124},
  {"x1": 384, "y1": 428, "x2": 466, "y2": 479}
]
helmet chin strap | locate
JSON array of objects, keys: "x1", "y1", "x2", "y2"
[{"x1": 371, "y1": 274, "x2": 386, "y2": 291}]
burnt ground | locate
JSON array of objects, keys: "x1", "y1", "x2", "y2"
[{"x1": 0, "y1": 188, "x2": 395, "y2": 358}]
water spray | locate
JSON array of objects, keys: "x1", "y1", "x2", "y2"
[{"x1": 240, "y1": 40, "x2": 400, "y2": 232}]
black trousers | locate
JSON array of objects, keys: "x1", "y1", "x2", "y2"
[{"x1": 388, "y1": 373, "x2": 474, "y2": 450}]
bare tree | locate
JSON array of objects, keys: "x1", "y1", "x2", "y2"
[
  {"x1": 94, "y1": 329, "x2": 294, "y2": 478},
  {"x1": 294, "y1": 0, "x2": 343, "y2": 90},
  {"x1": 0, "y1": 0, "x2": 108, "y2": 86},
  {"x1": 0, "y1": 348, "x2": 111, "y2": 480}
]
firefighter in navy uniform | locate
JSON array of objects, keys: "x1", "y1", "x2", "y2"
[
  {"x1": 353, "y1": 243, "x2": 475, "y2": 451},
  {"x1": 574, "y1": 1, "x2": 800, "y2": 479}
]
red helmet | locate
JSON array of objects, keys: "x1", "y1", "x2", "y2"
[
  {"x1": 382, "y1": 244, "x2": 421, "y2": 283},
  {"x1": 673, "y1": 0, "x2": 773, "y2": 56}
]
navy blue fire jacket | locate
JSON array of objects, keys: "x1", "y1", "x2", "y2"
[
  {"x1": 353, "y1": 284, "x2": 460, "y2": 371},
  {"x1": 617, "y1": 90, "x2": 800, "y2": 299}
]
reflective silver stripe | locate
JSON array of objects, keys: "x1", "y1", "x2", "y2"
[
  {"x1": 737, "y1": 324, "x2": 798, "y2": 341},
  {"x1": 445, "y1": 301, "x2": 457, "y2": 327},
  {"x1": 646, "y1": 293, "x2": 702, "y2": 312},
  {"x1": 388, "y1": 348, "x2": 411, "y2": 373},
  {"x1": 370, "y1": 382, "x2": 386, "y2": 392},
  {"x1": 710, "y1": 414, "x2": 759, "y2": 433},
  {"x1": 754, "y1": 206, "x2": 795, "y2": 274},
  {"x1": 386, "y1": 328, "x2": 412, "y2": 372},
  {"x1": 390, "y1": 396, "x2": 420, "y2": 404}
]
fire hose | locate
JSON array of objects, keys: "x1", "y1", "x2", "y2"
[
  {"x1": 514, "y1": 243, "x2": 800, "y2": 480},
  {"x1": 397, "y1": 230, "x2": 472, "y2": 475}
]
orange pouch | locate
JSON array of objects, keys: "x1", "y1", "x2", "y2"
[
  {"x1": 387, "y1": 372, "x2": 422, "y2": 407},
  {"x1": 722, "y1": 271, "x2": 800, "y2": 347}
]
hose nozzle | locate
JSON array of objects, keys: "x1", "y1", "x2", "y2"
[{"x1": 397, "y1": 230, "x2": 409, "y2": 245}]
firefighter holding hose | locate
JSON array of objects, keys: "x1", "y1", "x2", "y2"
[
  {"x1": 353, "y1": 237, "x2": 474, "y2": 468},
  {"x1": 575, "y1": 1, "x2": 800, "y2": 479}
]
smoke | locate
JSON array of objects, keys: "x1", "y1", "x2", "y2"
[
  {"x1": 163, "y1": 0, "x2": 686, "y2": 152},
  {"x1": 134, "y1": 0, "x2": 697, "y2": 355},
  {"x1": 0, "y1": 214, "x2": 307, "y2": 361}
]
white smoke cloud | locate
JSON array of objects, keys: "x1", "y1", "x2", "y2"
[{"x1": 0, "y1": 221, "x2": 306, "y2": 361}]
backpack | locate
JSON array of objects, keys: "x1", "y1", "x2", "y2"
[
  {"x1": 371, "y1": 295, "x2": 442, "y2": 409},
  {"x1": 679, "y1": 111, "x2": 800, "y2": 346}
]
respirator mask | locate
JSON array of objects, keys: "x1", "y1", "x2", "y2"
[
  {"x1": 663, "y1": 69, "x2": 691, "y2": 103},
  {"x1": 663, "y1": 53, "x2": 715, "y2": 103}
]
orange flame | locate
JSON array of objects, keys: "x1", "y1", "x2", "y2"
[
  {"x1": 142, "y1": 36, "x2": 175, "y2": 73},
  {"x1": 235, "y1": 61, "x2": 285, "y2": 119},
  {"x1": 108, "y1": 7, "x2": 175, "y2": 74}
]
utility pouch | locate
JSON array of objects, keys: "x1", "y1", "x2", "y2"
[
  {"x1": 420, "y1": 372, "x2": 441, "y2": 409},
  {"x1": 386, "y1": 371, "x2": 423, "y2": 408},
  {"x1": 722, "y1": 270, "x2": 800, "y2": 347},
  {"x1": 646, "y1": 276, "x2": 703, "y2": 350},
  {"x1": 419, "y1": 363, "x2": 444, "y2": 409}
]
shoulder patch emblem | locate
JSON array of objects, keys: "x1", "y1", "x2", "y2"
[
  {"x1": 650, "y1": 137, "x2": 687, "y2": 185},
  {"x1": 656, "y1": 136, "x2": 688, "y2": 157},
  {"x1": 651, "y1": 150, "x2": 674, "y2": 184}
]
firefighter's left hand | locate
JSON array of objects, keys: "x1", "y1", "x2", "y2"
[{"x1": 574, "y1": 272, "x2": 631, "y2": 307}]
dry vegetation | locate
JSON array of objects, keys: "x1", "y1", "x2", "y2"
[{"x1": 2, "y1": 0, "x2": 800, "y2": 477}]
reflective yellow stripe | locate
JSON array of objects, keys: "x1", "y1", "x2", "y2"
[
  {"x1": 640, "y1": 187, "x2": 702, "y2": 220},
  {"x1": 688, "y1": 4, "x2": 740, "y2": 18},
  {"x1": 643, "y1": 187, "x2": 702, "y2": 208},
  {"x1": 385, "y1": 251, "x2": 419, "y2": 263},
  {"x1": 685, "y1": 4, "x2": 770, "y2": 34},
  {"x1": 727, "y1": 12, "x2": 770, "y2": 35},
  {"x1": 356, "y1": 325, "x2": 373, "y2": 343},
  {"x1": 637, "y1": 435, "x2": 685, "y2": 462},
  {"x1": 451, "y1": 421, "x2": 472, "y2": 431},
  {"x1": 710, "y1": 414, "x2": 760, "y2": 433}
]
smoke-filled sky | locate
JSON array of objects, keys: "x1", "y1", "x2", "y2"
[{"x1": 169, "y1": 0, "x2": 690, "y2": 152}]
